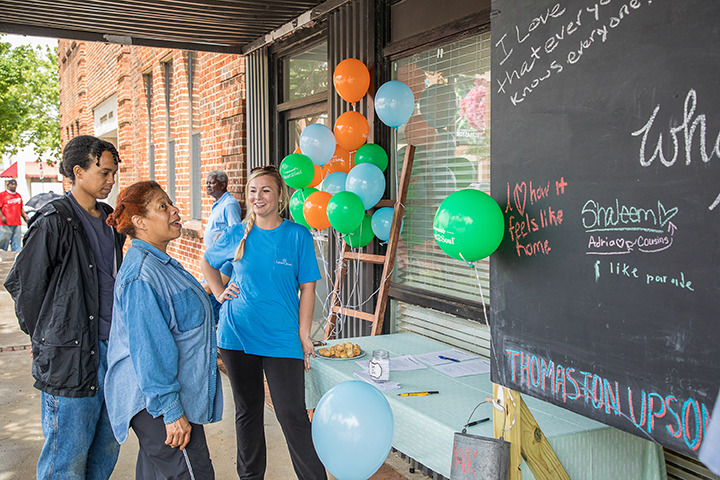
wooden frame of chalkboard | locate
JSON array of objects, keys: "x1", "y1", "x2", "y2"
[{"x1": 489, "y1": 0, "x2": 720, "y2": 458}]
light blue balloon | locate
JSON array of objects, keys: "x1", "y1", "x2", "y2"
[
  {"x1": 312, "y1": 381, "x2": 394, "y2": 480},
  {"x1": 346, "y1": 163, "x2": 386, "y2": 210},
  {"x1": 374, "y1": 81, "x2": 415, "y2": 128},
  {"x1": 371, "y1": 207, "x2": 403, "y2": 242},
  {"x1": 300, "y1": 123, "x2": 337, "y2": 166},
  {"x1": 322, "y1": 171, "x2": 347, "y2": 195}
]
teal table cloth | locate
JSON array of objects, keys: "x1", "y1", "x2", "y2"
[{"x1": 305, "y1": 333, "x2": 666, "y2": 480}]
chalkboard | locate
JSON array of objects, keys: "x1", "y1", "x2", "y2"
[{"x1": 489, "y1": 0, "x2": 720, "y2": 457}]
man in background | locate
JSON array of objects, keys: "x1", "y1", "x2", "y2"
[
  {"x1": 203, "y1": 170, "x2": 243, "y2": 310},
  {"x1": 0, "y1": 179, "x2": 29, "y2": 251},
  {"x1": 205, "y1": 170, "x2": 242, "y2": 249},
  {"x1": 204, "y1": 170, "x2": 242, "y2": 267}
]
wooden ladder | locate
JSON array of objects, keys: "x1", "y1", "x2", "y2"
[{"x1": 324, "y1": 145, "x2": 416, "y2": 340}]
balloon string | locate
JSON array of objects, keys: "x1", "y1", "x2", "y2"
[
  {"x1": 461, "y1": 251, "x2": 504, "y2": 393},
  {"x1": 468, "y1": 258, "x2": 489, "y2": 331},
  {"x1": 329, "y1": 235, "x2": 345, "y2": 339},
  {"x1": 458, "y1": 252, "x2": 475, "y2": 269},
  {"x1": 314, "y1": 233, "x2": 334, "y2": 315}
]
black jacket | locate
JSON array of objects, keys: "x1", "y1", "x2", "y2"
[{"x1": 4, "y1": 196, "x2": 125, "y2": 397}]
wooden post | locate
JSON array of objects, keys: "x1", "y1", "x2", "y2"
[
  {"x1": 492, "y1": 384, "x2": 570, "y2": 480},
  {"x1": 493, "y1": 385, "x2": 522, "y2": 480}
]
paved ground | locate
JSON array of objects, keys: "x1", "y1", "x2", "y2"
[{"x1": 0, "y1": 250, "x2": 423, "y2": 480}]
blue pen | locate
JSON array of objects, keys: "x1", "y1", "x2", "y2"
[{"x1": 438, "y1": 355, "x2": 460, "y2": 362}]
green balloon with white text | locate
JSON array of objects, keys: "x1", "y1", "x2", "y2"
[{"x1": 433, "y1": 189, "x2": 504, "y2": 262}]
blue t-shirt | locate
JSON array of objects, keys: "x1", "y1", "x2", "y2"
[{"x1": 204, "y1": 219, "x2": 320, "y2": 359}]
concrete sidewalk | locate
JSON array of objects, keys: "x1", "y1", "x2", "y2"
[{"x1": 0, "y1": 250, "x2": 423, "y2": 480}]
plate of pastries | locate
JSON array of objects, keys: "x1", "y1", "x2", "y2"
[{"x1": 316, "y1": 342, "x2": 365, "y2": 360}]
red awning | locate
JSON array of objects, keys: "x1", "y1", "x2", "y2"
[{"x1": 0, "y1": 161, "x2": 59, "y2": 179}]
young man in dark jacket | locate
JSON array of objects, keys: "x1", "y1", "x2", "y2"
[{"x1": 5, "y1": 136, "x2": 126, "y2": 479}]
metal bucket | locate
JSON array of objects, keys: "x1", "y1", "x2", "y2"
[{"x1": 450, "y1": 432, "x2": 511, "y2": 480}]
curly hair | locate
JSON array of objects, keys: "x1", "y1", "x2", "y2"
[
  {"x1": 207, "y1": 170, "x2": 229, "y2": 184},
  {"x1": 106, "y1": 181, "x2": 163, "y2": 237},
  {"x1": 60, "y1": 135, "x2": 121, "y2": 182}
]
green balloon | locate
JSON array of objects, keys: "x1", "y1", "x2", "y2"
[
  {"x1": 289, "y1": 187, "x2": 318, "y2": 229},
  {"x1": 280, "y1": 153, "x2": 315, "y2": 189},
  {"x1": 343, "y1": 213, "x2": 374, "y2": 248},
  {"x1": 433, "y1": 189, "x2": 504, "y2": 262},
  {"x1": 354, "y1": 144, "x2": 389, "y2": 172},
  {"x1": 327, "y1": 191, "x2": 365, "y2": 234}
]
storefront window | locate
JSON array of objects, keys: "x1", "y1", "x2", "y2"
[
  {"x1": 288, "y1": 114, "x2": 329, "y2": 152},
  {"x1": 391, "y1": 32, "x2": 492, "y2": 337},
  {"x1": 283, "y1": 43, "x2": 328, "y2": 102}
]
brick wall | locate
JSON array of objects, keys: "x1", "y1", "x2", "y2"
[{"x1": 58, "y1": 40, "x2": 247, "y2": 278}]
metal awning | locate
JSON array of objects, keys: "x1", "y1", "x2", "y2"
[
  {"x1": 0, "y1": 161, "x2": 59, "y2": 179},
  {"x1": 0, "y1": 0, "x2": 345, "y2": 54}
]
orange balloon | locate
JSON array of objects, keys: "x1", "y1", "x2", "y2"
[
  {"x1": 334, "y1": 111, "x2": 369, "y2": 152},
  {"x1": 323, "y1": 145, "x2": 353, "y2": 175},
  {"x1": 308, "y1": 165, "x2": 324, "y2": 188},
  {"x1": 303, "y1": 191, "x2": 332, "y2": 230},
  {"x1": 333, "y1": 58, "x2": 371, "y2": 104}
]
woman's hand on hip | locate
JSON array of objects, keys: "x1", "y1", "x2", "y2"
[
  {"x1": 301, "y1": 334, "x2": 315, "y2": 372},
  {"x1": 165, "y1": 414, "x2": 192, "y2": 450},
  {"x1": 215, "y1": 282, "x2": 239, "y2": 304}
]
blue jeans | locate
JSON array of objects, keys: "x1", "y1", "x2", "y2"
[
  {"x1": 37, "y1": 340, "x2": 120, "y2": 480},
  {"x1": 0, "y1": 225, "x2": 21, "y2": 251}
]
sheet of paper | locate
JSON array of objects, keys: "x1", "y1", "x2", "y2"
[
  {"x1": 353, "y1": 371, "x2": 401, "y2": 390},
  {"x1": 433, "y1": 359, "x2": 491, "y2": 378},
  {"x1": 414, "y1": 348, "x2": 480, "y2": 366},
  {"x1": 390, "y1": 355, "x2": 429, "y2": 371},
  {"x1": 354, "y1": 355, "x2": 428, "y2": 372}
]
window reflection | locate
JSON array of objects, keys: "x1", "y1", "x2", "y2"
[
  {"x1": 283, "y1": 43, "x2": 328, "y2": 102},
  {"x1": 392, "y1": 33, "x2": 492, "y2": 304}
]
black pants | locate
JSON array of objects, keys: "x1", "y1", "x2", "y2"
[
  {"x1": 219, "y1": 348, "x2": 327, "y2": 480},
  {"x1": 130, "y1": 409, "x2": 215, "y2": 480}
]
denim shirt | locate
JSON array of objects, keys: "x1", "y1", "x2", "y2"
[{"x1": 105, "y1": 239, "x2": 222, "y2": 443}]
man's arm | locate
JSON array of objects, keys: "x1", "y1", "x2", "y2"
[{"x1": 0, "y1": 193, "x2": 7, "y2": 224}]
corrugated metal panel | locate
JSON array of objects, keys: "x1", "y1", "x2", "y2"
[
  {"x1": 0, "y1": 0, "x2": 327, "y2": 53},
  {"x1": 327, "y1": 0, "x2": 380, "y2": 339},
  {"x1": 665, "y1": 448, "x2": 719, "y2": 480},
  {"x1": 247, "y1": 48, "x2": 270, "y2": 175}
]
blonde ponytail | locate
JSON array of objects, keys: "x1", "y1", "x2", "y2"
[{"x1": 234, "y1": 211, "x2": 255, "y2": 262}]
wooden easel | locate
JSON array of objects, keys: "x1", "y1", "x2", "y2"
[
  {"x1": 324, "y1": 145, "x2": 416, "y2": 340},
  {"x1": 492, "y1": 385, "x2": 570, "y2": 480}
]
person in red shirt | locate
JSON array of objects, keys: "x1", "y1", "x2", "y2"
[{"x1": 0, "y1": 179, "x2": 30, "y2": 251}]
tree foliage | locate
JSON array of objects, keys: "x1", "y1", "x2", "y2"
[{"x1": 0, "y1": 37, "x2": 60, "y2": 163}]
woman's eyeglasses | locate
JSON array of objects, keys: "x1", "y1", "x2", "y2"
[{"x1": 251, "y1": 165, "x2": 278, "y2": 173}]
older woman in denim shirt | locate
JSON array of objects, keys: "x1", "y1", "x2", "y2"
[{"x1": 104, "y1": 181, "x2": 222, "y2": 480}]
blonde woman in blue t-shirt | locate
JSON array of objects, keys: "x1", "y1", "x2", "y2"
[{"x1": 201, "y1": 165, "x2": 327, "y2": 480}]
